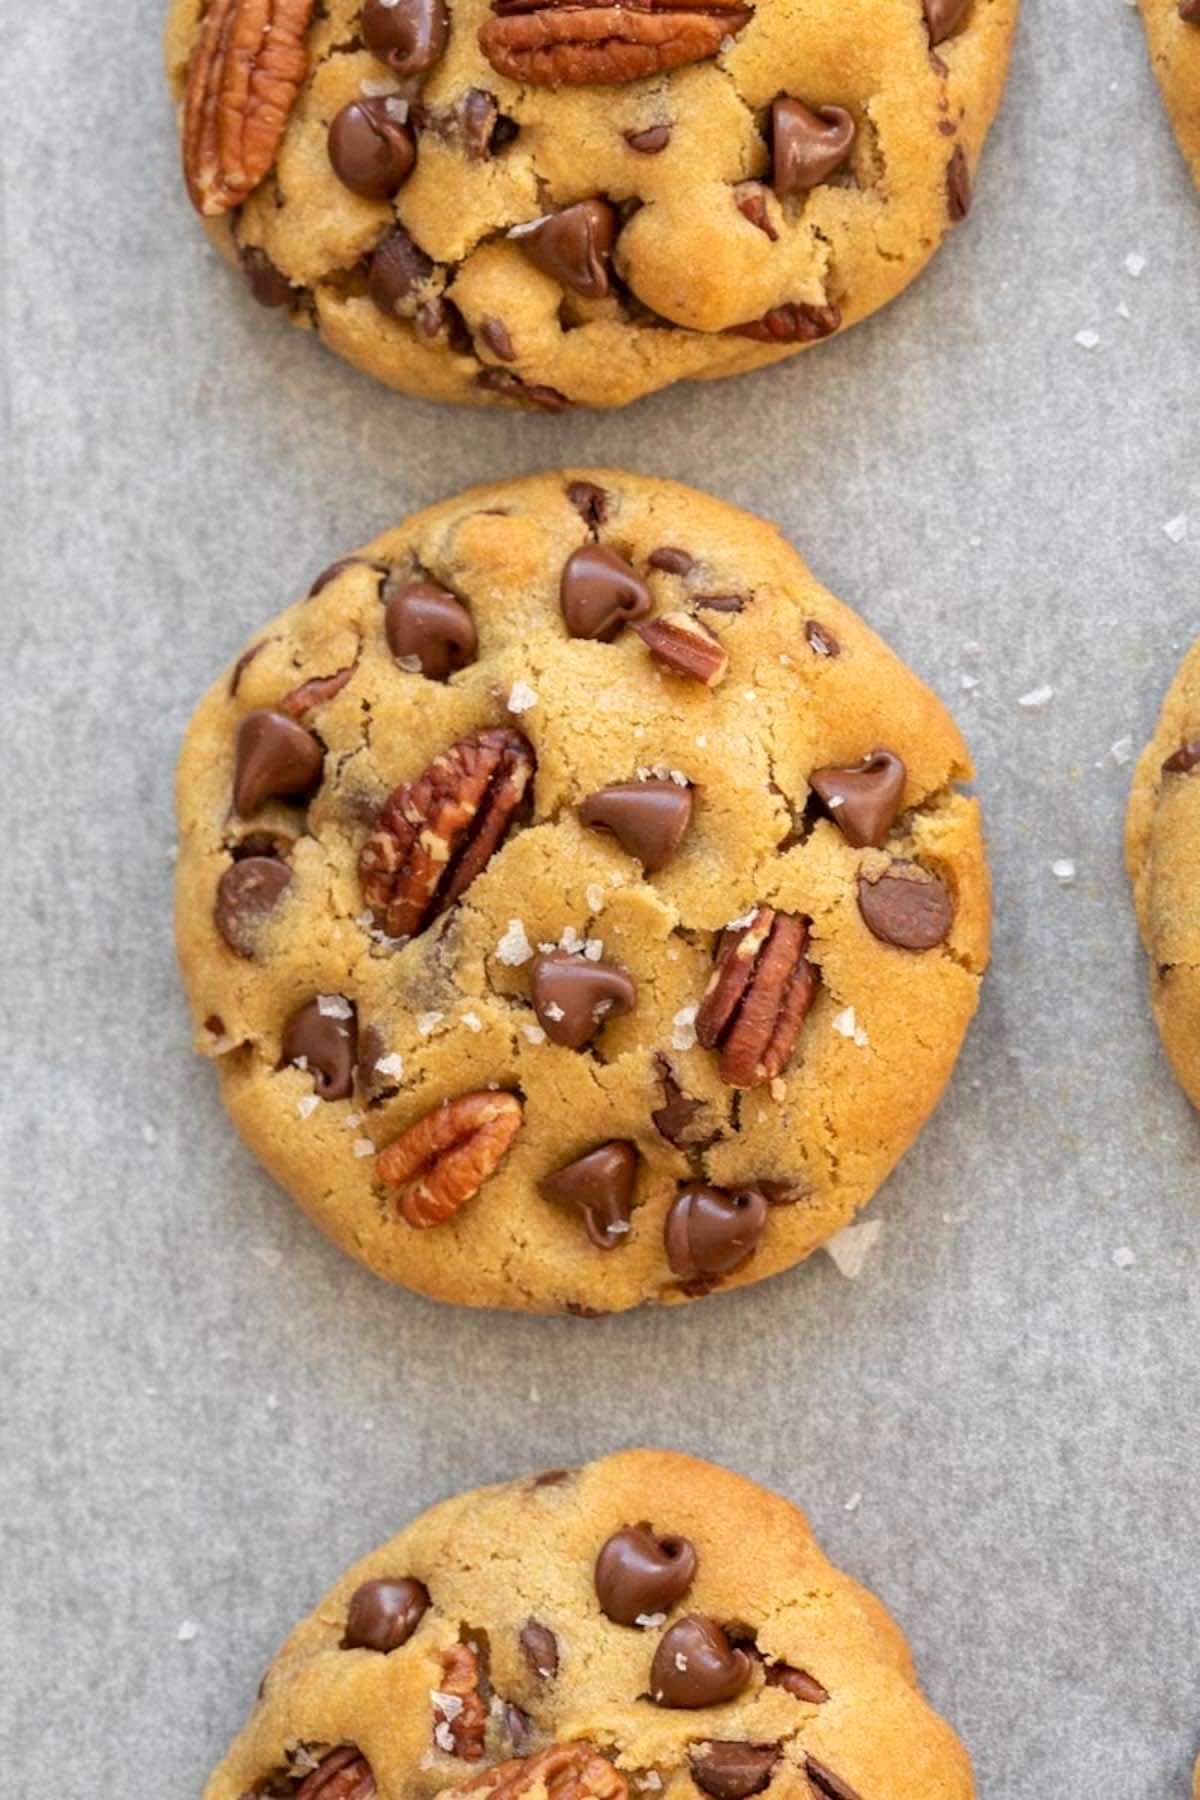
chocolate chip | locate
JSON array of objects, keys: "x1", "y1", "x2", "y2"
[
  {"x1": 560, "y1": 545, "x2": 652, "y2": 640},
  {"x1": 328, "y1": 97, "x2": 415, "y2": 199},
  {"x1": 765, "y1": 1662, "x2": 828, "y2": 1703},
  {"x1": 533, "y1": 1467, "x2": 573, "y2": 1486},
  {"x1": 477, "y1": 367, "x2": 571, "y2": 411},
  {"x1": 309, "y1": 557, "x2": 384, "y2": 599},
  {"x1": 281, "y1": 998, "x2": 357, "y2": 1101},
  {"x1": 233, "y1": 709, "x2": 324, "y2": 818},
  {"x1": 519, "y1": 1619, "x2": 559, "y2": 1680},
  {"x1": 362, "y1": 0, "x2": 449, "y2": 76},
  {"x1": 625, "y1": 123, "x2": 671, "y2": 153},
  {"x1": 695, "y1": 594, "x2": 746, "y2": 614},
  {"x1": 530, "y1": 952, "x2": 637, "y2": 1048},
  {"x1": 690, "y1": 1744, "x2": 779, "y2": 1800},
  {"x1": 239, "y1": 245, "x2": 293, "y2": 308},
  {"x1": 491, "y1": 114, "x2": 520, "y2": 151},
  {"x1": 946, "y1": 144, "x2": 971, "y2": 221},
  {"x1": 923, "y1": 0, "x2": 970, "y2": 44},
  {"x1": 214, "y1": 855, "x2": 292, "y2": 956},
  {"x1": 648, "y1": 546, "x2": 695, "y2": 576},
  {"x1": 1163, "y1": 742, "x2": 1200, "y2": 773},
  {"x1": 579, "y1": 780, "x2": 693, "y2": 872},
  {"x1": 368, "y1": 227, "x2": 435, "y2": 316},
  {"x1": 511, "y1": 200, "x2": 618, "y2": 300},
  {"x1": 1181, "y1": 0, "x2": 1200, "y2": 19},
  {"x1": 771, "y1": 98, "x2": 855, "y2": 196},
  {"x1": 229, "y1": 640, "x2": 267, "y2": 696},
  {"x1": 540, "y1": 1141, "x2": 638, "y2": 1248},
  {"x1": 858, "y1": 861, "x2": 953, "y2": 950},
  {"x1": 650, "y1": 1616, "x2": 752, "y2": 1709},
  {"x1": 804, "y1": 620, "x2": 840, "y2": 658},
  {"x1": 808, "y1": 749, "x2": 906, "y2": 849},
  {"x1": 383, "y1": 577, "x2": 477, "y2": 679},
  {"x1": 504, "y1": 1703, "x2": 534, "y2": 1751},
  {"x1": 343, "y1": 1577, "x2": 430, "y2": 1652},
  {"x1": 804, "y1": 1758, "x2": 862, "y2": 1800},
  {"x1": 664, "y1": 1185, "x2": 768, "y2": 1280},
  {"x1": 651, "y1": 1054, "x2": 710, "y2": 1147},
  {"x1": 479, "y1": 317, "x2": 516, "y2": 361},
  {"x1": 595, "y1": 1523, "x2": 698, "y2": 1625},
  {"x1": 567, "y1": 480, "x2": 611, "y2": 526}
]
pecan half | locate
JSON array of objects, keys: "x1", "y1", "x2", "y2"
[
  {"x1": 434, "y1": 1643, "x2": 488, "y2": 1759},
  {"x1": 294, "y1": 1747, "x2": 377, "y2": 1800},
  {"x1": 182, "y1": 0, "x2": 315, "y2": 217},
  {"x1": 695, "y1": 907, "x2": 817, "y2": 1088},
  {"x1": 479, "y1": 0, "x2": 752, "y2": 87},
  {"x1": 377, "y1": 1092, "x2": 524, "y2": 1227},
  {"x1": 359, "y1": 729, "x2": 535, "y2": 941},
  {"x1": 634, "y1": 611, "x2": 728, "y2": 686},
  {"x1": 449, "y1": 1744, "x2": 628, "y2": 1800}
]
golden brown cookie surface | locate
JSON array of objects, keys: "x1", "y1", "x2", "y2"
[
  {"x1": 1139, "y1": 0, "x2": 1200, "y2": 189},
  {"x1": 163, "y1": 0, "x2": 1018, "y2": 408},
  {"x1": 1126, "y1": 637, "x2": 1200, "y2": 1110},
  {"x1": 175, "y1": 470, "x2": 990, "y2": 1313},
  {"x1": 202, "y1": 1450, "x2": 976, "y2": 1799}
]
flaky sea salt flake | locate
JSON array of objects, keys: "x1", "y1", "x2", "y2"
[
  {"x1": 496, "y1": 918, "x2": 534, "y2": 966},
  {"x1": 317, "y1": 993, "x2": 353, "y2": 1020},
  {"x1": 461, "y1": 1010, "x2": 483, "y2": 1033},
  {"x1": 1124, "y1": 250, "x2": 1146, "y2": 277},
  {"x1": 586, "y1": 883, "x2": 606, "y2": 913},
  {"x1": 507, "y1": 679, "x2": 538, "y2": 714},
  {"x1": 417, "y1": 1012, "x2": 444, "y2": 1036},
  {"x1": 823, "y1": 1219, "x2": 884, "y2": 1279},
  {"x1": 296, "y1": 1094, "x2": 320, "y2": 1121},
  {"x1": 1163, "y1": 514, "x2": 1188, "y2": 544},
  {"x1": 832, "y1": 1005, "x2": 869, "y2": 1048},
  {"x1": 637, "y1": 1611, "x2": 667, "y2": 1628},
  {"x1": 375, "y1": 1052, "x2": 405, "y2": 1078},
  {"x1": 1074, "y1": 328, "x2": 1100, "y2": 351},
  {"x1": 177, "y1": 1619, "x2": 200, "y2": 1643},
  {"x1": 671, "y1": 1005, "x2": 698, "y2": 1050},
  {"x1": 521, "y1": 1022, "x2": 547, "y2": 1044},
  {"x1": 1018, "y1": 684, "x2": 1054, "y2": 710},
  {"x1": 1051, "y1": 859, "x2": 1076, "y2": 884},
  {"x1": 1112, "y1": 1245, "x2": 1136, "y2": 1269},
  {"x1": 353, "y1": 1138, "x2": 376, "y2": 1159}
]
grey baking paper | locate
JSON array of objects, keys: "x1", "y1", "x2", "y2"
[{"x1": 2, "y1": 0, "x2": 1198, "y2": 1793}]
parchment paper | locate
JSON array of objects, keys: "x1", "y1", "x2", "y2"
[{"x1": 3, "y1": 0, "x2": 1199, "y2": 1792}]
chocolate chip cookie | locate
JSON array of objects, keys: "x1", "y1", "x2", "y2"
[
  {"x1": 1126, "y1": 638, "x2": 1200, "y2": 1109},
  {"x1": 201, "y1": 1449, "x2": 976, "y2": 1799},
  {"x1": 175, "y1": 470, "x2": 990, "y2": 1312},
  {"x1": 163, "y1": 0, "x2": 1017, "y2": 409},
  {"x1": 1139, "y1": 0, "x2": 1200, "y2": 188}
]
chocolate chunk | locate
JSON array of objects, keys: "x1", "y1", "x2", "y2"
[
  {"x1": 650, "y1": 1616, "x2": 752, "y2": 1708},
  {"x1": 479, "y1": 317, "x2": 516, "y2": 361},
  {"x1": 648, "y1": 546, "x2": 695, "y2": 576},
  {"x1": 771, "y1": 98, "x2": 855, "y2": 195},
  {"x1": 651, "y1": 1054, "x2": 709, "y2": 1147},
  {"x1": 690, "y1": 1744, "x2": 779, "y2": 1800},
  {"x1": 281, "y1": 998, "x2": 357, "y2": 1101},
  {"x1": 594, "y1": 1522, "x2": 698, "y2": 1625},
  {"x1": 362, "y1": 0, "x2": 449, "y2": 76},
  {"x1": 511, "y1": 200, "x2": 618, "y2": 300},
  {"x1": 664, "y1": 1185, "x2": 768, "y2": 1279},
  {"x1": 567, "y1": 480, "x2": 611, "y2": 526},
  {"x1": 239, "y1": 245, "x2": 293, "y2": 308},
  {"x1": 328, "y1": 97, "x2": 415, "y2": 199},
  {"x1": 625, "y1": 123, "x2": 671, "y2": 153},
  {"x1": 858, "y1": 862, "x2": 953, "y2": 950},
  {"x1": 804, "y1": 1758, "x2": 862, "y2": 1800},
  {"x1": 383, "y1": 577, "x2": 477, "y2": 679},
  {"x1": 519, "y1": 1619, "x2": 559, "y2": 1679},
  {"x1": 540, "y1": 1141, "x2": 638, "y2": 1248},
  {"x1": 946, "y1": 144, "x2": 971, "y2": 221},
  {"x1": 560, "y1": 545, "x2": 652, "y2": 640},
  {"x1": 214, "y1": 855, "x2": 292, "y2": 956},
  {"x1": 233, "y1": 709, "x2": 323, "y2": 818},
  {"x1": 579, "y1": 780, "x2": 693, "y2": 872},
  {"x1": 530, "y1": 952, "x2": 637, "y2": 1048},
  {"x1": 368, "y1": 227, "x2": 435, "y2": 316},
  {"x1": 808, "y1": 749, "x2": 906, "y2": 848},
  {"x1": 343, "y1": 1577, "x2": 430, "y2": 1652},
  {"x1": 1163, "y1": 741, "x2": 1200, "y2": 773},
  {"x1": 765, "y1": 1662, "x2": 829, "y2": 1703},
  {"x1": 923, "y1": 0, "x2": 970, "y2": 44},
  {"x1": 804, "y1": 620, "x2": 840, "y2": 658}
]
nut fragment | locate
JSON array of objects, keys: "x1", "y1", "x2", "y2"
[
  {"x1": 377, "y1": 1092, "x2": 524, "y2": 1227},
  {"x1": 182, "y1": 0, "x2": 316, "y2": 216},
  {"x1": 293, "y1": 1747, "x2": 377, "y2": 1799},
  {"x1": 359, "y1": 729, "x2": 535, "y2": 940},
  {"x1": 479, "y1": 0, "x2": 752, "y2": 87},
  {"x1": 434, "y1": 1643, "x2": 489, "y2": 1759},
  {"x1": 695, "y1": 907, "x2": 817, "y2": 1088},
  {"x1": 633, "y1": 612, "x2": 728, "y2": 686},
  {"x1": 449, "y1": 1744, "x2": 628, "y2": 1800}
]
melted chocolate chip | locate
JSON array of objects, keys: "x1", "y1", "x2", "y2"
[
  {"x1": 946, "y1": 144, "x2": 972, "y2": 221},
  {"x1": 595, "y1": 1523, "x2": 698, "y2": 1625},
  {"x1": 479, "y1": 317, "x2": 517, "y2": 361},
  {"x1": 651, "y1": 1054, "x2": 710, "y2": 1147},
  {"x1": 560, "y1": 545, "x2": 652, "y2": 640},
  {"x1": 239, "y1": 245, "x2": 293, "y2": 308},
  {"x1": 328, "y1": 97, "x2": 415, "y2": 199},
  {"x1": 214, "y1": 855, "x2": 292, "y2": 956},
  {"x1": 1163, "y1": 741, "x2": 1200, "y2": 773},
  {"x1": 736, "y1": 185, "x2": 778, "y2": 239},
  {"x1": 805, "y1": 1758, "x2": 862, "y2": 1800},
  {"x1": 648, "y1": 546, "x2": 696, "y2": 576},
  {"x1": 804, "y1": 620, "x2": 840, "y2": 658},
  {"x1": 233, "y1": 710, "x2": 324, "y2": 818},
  {"x1": 690, "y1": 1744, "x2": 780, "y2": 1800},
  {"x1": 368, "y1": 227, "x2": 435, "y2": 316},
  {"x1": 519, "y1": 1619, "x2": 559, "y2": 1680},
  {"x1": 567, "y1": 480, "x2": 611, "y2": 526},
  {"x1": 771, "y1": 98, "x2": 855, "y2": 195},
  {"x1": 858, "y1": 862, "x2": 953, "y2": 950},
  {"x1": 808, "y1": 749, "x2": 906, "y2": 849},
  {"x1": 695, "y1": 594, "x2": 746, "y2": 615},
  {"x1": 281, "y1": 998, "x2": 357, "y2": 1101},
  {"x1": 923, "y1": 0, "x2": 970, "y2": 44},
  {"x1": 664, "y1": 1185, "x2": 768, "y2": 1279},
  {"x1": 308, "y1": 557, "x2": 384, "y2": 598},
  {"x1": 383, "y1": 576, "x2": 477, "y2": 678},
  {"x1": 343, "y1": 1577, "x2": 430, "y2": 1652},
  {"x1": 530, "y1": 952, "x2": 638, "y2": 1048},
  {"x1": 511, "y1": 200, "x2": 618, "y2": 300},
  {"x1": 504, "y1": 1703, "x2": 534, "y2": 1751},
  {"x1": 625, "y1": 124, "x2": 671, "y2": 153},
  {"x1": 765, "y1": 1662, "x2": 829, "y2": 1703},
  {"x1": 650, "y1": 1616, "x2": 752, "y2": 1708},
  {"x1": 541, "y1": 1142, "x2": 638, "y2": 1248},
  {"x1": 579, "y1": 780, "x2": 693, "y2": 872},
  {"x1": 229, "y1": 640, "x2": 267, "y2": 695},
  {"x1": 362, "y1": 0, "x2": 449, "y2": 77}
]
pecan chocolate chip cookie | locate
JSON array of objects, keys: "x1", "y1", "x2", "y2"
[
  {"x1": 175, "y1": 471, "x2": 990, "y2": 1312},
  {"x1": 1138, "y1": 0, "x2": 1200, "y2": 189},
  {"x1": 201, "y1": 1450, "x2": 976, "y2": 1799},
  {"x1": 163, "y1": 0, "x2": 1017, "y2": 409},
  {"x1": 1126, "y1": 638, "x2": 1200, "y2": 1110}
]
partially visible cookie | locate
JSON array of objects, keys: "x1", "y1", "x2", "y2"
[
  {"x1": 1139, "y1": 0, "x2": 1200, "y2": 186},
  {"x1": 1127, "y1": 638, "x2": 1200, "y2": 1109},
  {"x1": 202, "y1": 1449, "x2": 976, "y2": 1799},
  {"x1": 162, "y1": 0, "x2": 1018, "y2": 409},
  {"x1": 175, "y1": 470, "x2": 990, "y2": 1313}
]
